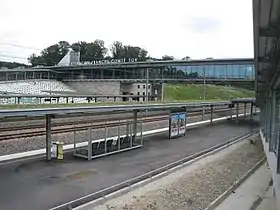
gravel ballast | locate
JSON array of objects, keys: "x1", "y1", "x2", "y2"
[
  {"x1": 87, "y1": 134, "x2": 264, "y2": 210},
  {"x1": 0, "y1": 112, "x2": 222, "y2": 156}
]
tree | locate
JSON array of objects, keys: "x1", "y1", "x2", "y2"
[
  {"x1": 28, "y1": 41, "x2": 71, "y2": 66},
  {"x1": 162, "y1": 55, "x2": 174, "y2": 60},
  {"x1": 182, "y1": 56, "x2": 191, "y2": 60},
  {"x1": 72, "y1": 40, "x2": 107, "y2": 62},
  {"x1": 110, "y1": 41, "x2": 124, "y2": 59},
  {"x1": 110, "y1": 41, "x2": 148, "y2": 61},
  {"x1": 0, "y1": 61, "x2": 29, "y2": 69},
  {"x1": 188, "y1": 72, "x2": 199, "y2": 78}
]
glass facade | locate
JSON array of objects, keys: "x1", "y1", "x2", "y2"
[
  {"x1": 62, "y1": 63, "x2": 255, "y2": 80},
  {"x1": 0, "y1": 71, "x2": 56, "y2": 81},
  {"x1": 0, "y1": 63, "x2": 255, "y2": 81}
]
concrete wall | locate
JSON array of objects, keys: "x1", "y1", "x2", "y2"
[{"x1": 65, "y1": 81, "x2": 121, "y2": 102}]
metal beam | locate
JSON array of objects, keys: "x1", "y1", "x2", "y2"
[
  {"x1": 46, "y1": 114, "x2": 52, "y2": 161},
  {"x1": 259, "y1": 27, "x2": 280, "y2": 37}
]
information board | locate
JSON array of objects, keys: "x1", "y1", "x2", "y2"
[{"x1": 169, "y1": 111, "x2": 187, "y2": 139}]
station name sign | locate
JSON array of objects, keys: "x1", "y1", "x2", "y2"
[{"x1": 70, "y1": 58, "x2": 138, "y2": 66}]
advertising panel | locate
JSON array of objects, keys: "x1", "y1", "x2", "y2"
[
  {"x1": 170, "y1": 113, "x2": 179, "y2": 138},
  {"x1": 169, "y1": 111, "x2": 187, "y2": 139},
  {"x1": 178, "y1": 113, "x2": 186, "y2": 135}
]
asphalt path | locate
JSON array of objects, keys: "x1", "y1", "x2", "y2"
[{"x1": 0, "y1": 118, "x2": 258, "y2": 210}]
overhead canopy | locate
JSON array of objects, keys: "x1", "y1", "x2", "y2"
[{"x1": 253, "y1": 0, "x2": 280, "y2": 105}]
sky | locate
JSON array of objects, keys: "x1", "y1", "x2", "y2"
[{"x1": 0, "y1": 0, "x2": 254, "y2": 64}]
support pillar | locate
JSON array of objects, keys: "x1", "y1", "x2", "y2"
[
  {"x1": 250, "y1": 102, "x2": 253, "y2": 120},
  {"x1": 270, "y1": 91, "x2": 276, "y2": 151},
  {"x1": 46, "y1": 114, "x2": 52, "y2": 161},
  {"x1": 202, "y1": 106, "x2": 205, "y2": 121},
  {"x1": 235, "y1": 103, "x2": 239, "y2": 123},
  {"x1": 87, "y1": 128, "x2": 92, "y2": 160},
  {"x1": 126, "y1": 120, "x2": 129, "y2": 138},
  {"x1": 161, "y1": 83, "x2": 164, "y2": 101},
  {"x1": 244, "y1": 103, "x2": 247, "y2": 117},
  {"x1": 133, "y1": 110, "x2": 138, "y2": 141},
  {"x1": 230, "y1": 104, "x2": 233, "y2": 120},
  {"x1": 210, "y1": 105, "x2": 213, "y2": 123},
  {"x1": 264, "y1": 101, "x2": 269, "y2": 141}
]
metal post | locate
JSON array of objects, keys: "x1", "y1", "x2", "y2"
[
  {"x1": 129, "y1": 124, "x2": 132, "y2": 148},
  {"x1": 202, "y1": 106, "x2": 205, "y2": 121},
  {"x1": 254, "y1": 103, "x2": 257, "y2": 114},
  {"x1": 46, "y1": 114, "x2": 52, "y2": 161},
  {"x1": 140, "y1": 119, "x2": 143, "y2": 146},
  {"x1": 88, "y1": 128, "x2": 92, "y2": 160},
  {"x1": 117, "y1": 121, "x2": 120, "y2": 151},
  {"x1": 133, "y1": 110, "x2": 138, "y2": 144},
  {"x1": 230, "y1": 105, "x2": 233, "y2": 120},
  {"x1": 203, "y1": 67, "x2": 206, "y2": 100},
  {"x1": 264, "y1": 101, "x2": 269, "y2": 140},
  {"x1": 104, "y1": 123, "x2": 107, "y2": 153},
  {"x1": 267, "y1": 99, "x2": 272, "y2": 141},
  {"x1": 210, "y1": 105, "x2": 213, "y2": 123},
  {"x1": 244, "y1": 103, "x2": 247, "y2": 117},
  {"x1": 250, "y1": 102, "x2": 253, "y2": 121},
  {"x1": 73, "y1": 131, "x2": 76, "y2": 154},
  {"x1": 146, "y1": 68, "x2": 149, "y2": 102},
  {"x1": 236, "y1": 103, "x2": 239, "y2": 123},
  {"x1": 161, "y1": 83, "x2": 164, "y2": 101},
  {"x1": 126, "y1": 120, "x2": 129, "y2": 138},
  {"x1": 270, "y1": 91, "x2": 276, "y2": 151}
]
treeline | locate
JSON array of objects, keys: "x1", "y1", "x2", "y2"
[
  {"x1": 0, "y1": 61, "x2": 29, "y2": 69},
  {"x1": 28, "y1": 40, "x2": 191, "y2": 67}
]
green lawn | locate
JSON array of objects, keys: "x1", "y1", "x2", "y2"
[{"x1": 163, "y1": 84, "x2": 255, "y2": 101}]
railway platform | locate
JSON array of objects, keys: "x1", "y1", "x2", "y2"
[{"x1": 0, "y1": 118, "x2": 258, "y2": 210}]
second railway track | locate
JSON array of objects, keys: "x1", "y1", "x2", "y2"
[{"x1": 0, "y1": 107, "x2": 243, "y2": 141}]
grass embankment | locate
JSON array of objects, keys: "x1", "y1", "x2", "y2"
[
  {"x1": 163, "y1": 84, "x2": 255, "y2": 101},
  {"x1": 0, "y1": 84, "x2": 255, "y2": 110}
]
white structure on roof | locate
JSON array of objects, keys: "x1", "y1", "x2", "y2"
[
  {"x1": 57, "y1": 49, "x2": 80, "y2": 66},
  {"x1": 0, "y1": 80, "x2": 75, "y2": 95}
]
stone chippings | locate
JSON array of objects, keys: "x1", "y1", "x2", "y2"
[{"x1": 97, "y1": 135, "x2": 264, "y2": 210}]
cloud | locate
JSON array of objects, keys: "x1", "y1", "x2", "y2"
[
  {"x1": 187, "y1": 17, "x2": 221, "y2": 34},
  {"x1": 0, "y1": 0, "x2": 254, "y2": 64}
]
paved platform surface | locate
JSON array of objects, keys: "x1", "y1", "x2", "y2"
[
  {"x1": 0, "y1": 120, "x2": 258, "y2": 210},
  {"x1": 215, "y1": 163, "x2": 277, "y2": 210}
]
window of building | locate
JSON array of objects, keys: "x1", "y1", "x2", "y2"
[
  {"x1": 138, "y1": 84, "x2": 140, "y2": 89},
  {"x1": 148, "y1": 85, "x2": 151, "y2": 89},
  {"x1": 148, "y1": 92, "x2": 150, "y2": 95},
  {"x1": 143, "y1": 92, "x2": 145, "y2": 95},
  {"x1": 143, "y1": 85, "x2": 146, "y2": 89},
  {"x1": 137, "y1": 92, "x2": 140, "y2": 95}
]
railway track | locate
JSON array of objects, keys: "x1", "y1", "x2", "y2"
[{"x1": 0, "y1": 107, "x2": 244, "y2": 141}]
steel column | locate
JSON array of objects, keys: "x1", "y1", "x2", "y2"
[
  {"x1": 266, "y1": 101, "x2": 269, "y2": 139},
  {"x1": 202, "y1": 106, "x2": 205, "y2": 121},
  {"x1": 230, "y1": 105, "x2": 233, "y2": 120},
  {"x1": 46, "y1": 114, "x2": 52, "y2": 161},
  {"x1": 270, "y1": 91, "x2": 276, "y2": 151},
  {"x1": 210, "y1": 105, "x2": 213, "y2": 123},
  {"x1": 250, "y1": 102, "x2": 253, "y2": 120},
  {"x1": 236, "y1": 103, "x2": 239, "y2": 123},
  {"x1": 117, "y1": 121, "x2": 120, "y2": 150},
  {"x1": 133, "y1": 110, "x2": 138, "y2": 142},
  {"x1": 88, "y1": 128, "x2": 92, "y2": 160}
]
